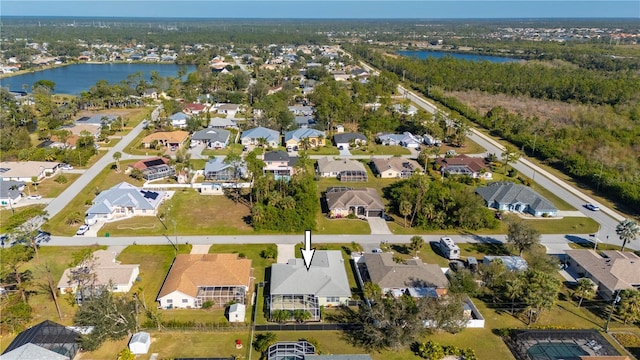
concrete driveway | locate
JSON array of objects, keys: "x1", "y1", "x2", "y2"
[
  {"x1": 338, "y1": 147, "x2": 352, "y2": 157},
  {"x1": 277, "y1": 244, "x2": 296, "y2": 263},
  {"x1": 367, "y1": 217, "x2": 391, "y2": 235}
]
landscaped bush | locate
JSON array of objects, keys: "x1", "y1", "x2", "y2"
[
  {"x1": 201, "y1": 300, "x2": 214, "y2": 309},
  {"x1": 412, "y1": 340, "x2": 477, "y2": 360},
  {"x1": 54, "y1": 175, "x2": 68, "y2": 184},
  {"x1": 611, "y1": 333, "x2": 640, "y2": 358}
]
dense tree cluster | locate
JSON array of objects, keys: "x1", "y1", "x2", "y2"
[{"x1": 387, "y1": 175, "x2": 499, "y2": 231}]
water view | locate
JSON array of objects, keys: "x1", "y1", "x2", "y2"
[
  {"x1": 0, "y1": 63, "x2": 196, "y2": 95},
  {"x1": 397, "y1": 50, "x2": 520, "y2": 63}
]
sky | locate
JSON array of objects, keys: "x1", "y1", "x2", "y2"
[{"x1": 1, "y1": 0, "x2": 639, "y2": 19}]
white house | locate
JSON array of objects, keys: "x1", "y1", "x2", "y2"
[
  {"x1": 0, "y1": 161, "x2": 60, "y2": 182},
  {"x1": 85, "y1": 182, "x2": 169, "y2": 223},
  {"x1": 57, "y1": 250, "x2": 140, "y2": 294}
]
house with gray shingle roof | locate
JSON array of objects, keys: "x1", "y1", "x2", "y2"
[
  {"x1": 333, "y1": 132, "x2": 367, "y2": 149},
  {"x1": 191, "y1": 128, "x2": 230, "y2": 149},
  {"x1": 362, "y1": 252, "x2": 449, "y2": 298},
  {"x1": 565, "y1": 250, "x2": 640, "y2": 300},
  {"x1": 86, "y1": 182, "x2": 168, "y2": 222},
  {"x1": 475, "y1": 181, "x2": 557, "y2": 217},
  {"x1": 204, "y1": 156, "x2": 247, "y2": 181},
  {"x1": 169, "y1": 112, "x2": 190, "y2": 129},
  {"x1": 0, "y1": 180, "x2": 25, "y2": 207},
  {"x1": 316, "y1": 157, "x2": 367, "y2": 181},
  {"x1": 240, "y1": 127, "x2": 280, "y2": 148},
  {"x1": 269, "y1": 250, "x2": 351, "y2": 321},
  {"x1": 263, "y1": 151, "x2": 298, "y2": 181}
]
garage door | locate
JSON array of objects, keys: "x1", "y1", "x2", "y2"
[{"x1": 367, "y1": 210, "x2": 382, "y2": 217}]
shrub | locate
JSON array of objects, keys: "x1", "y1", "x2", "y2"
[
  {"x1": 54, "y1": 175, "x2": 68, "y2": 184},
  {"x1": 202, "y1": 301, "x2": 214, "y2": 309}
]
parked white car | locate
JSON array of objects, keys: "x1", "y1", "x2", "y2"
[
  {"x1": 27, "y1": 194, "x2": 42, "y2": 200},
  {"x1": 76, "y1": 224, "x2": 90, "y2": 236}
]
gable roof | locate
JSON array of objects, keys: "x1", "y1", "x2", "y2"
[
  {"x1": 325, "y1": 188, "x2": 384, "y2": 210},
  {"x1": 566, "y1": 250, "x2": 640, "y2": 293},
  {"x1": 192, "y1": 128, "x2": 230, "y2": 143},
  {"x1": 475, "y1": 182, "x2": 557, "y2": 212},
  {"x1": 57, "y1": 250, "x2": 139, "y2": 290},
  {"x1": 158, "y1": 253, "x2": 252, "y2": 298},
  {"x1": 0, "y1": 180, "x2": 25, "y2": 199},
  {"x1": 436, "y1": 154, "x2": 488, "y2": 173},
  {"x1": 371, "y1": 157, "x2": 423, "y2": 174},
  {"x1": 284, "y1": 128, "x2": 326, "y2": 143},
  {"x1": 0, "y1": 343, "x2": 68, "y2": 360},
  {"x1": 334, "y1": 132, "x2": 367, "y2": 144},
  {"x1": 170, "y1": 112, "x2": 190, "y2": 121},
  {"x1": 184, "y1": 103, "x2": 206, "y2": 112},
  {"x1": 1, "y1": 320, "x2": 81, "y2": 358},
  {"x1": 270, "y1": 251, "x2": 351, "y2": 297},
  {"x1": 364, "y1": 253, "x2": 449, "y2": 290},
  {"x1": 263, "y1": 150, "x2": 298, "y2": 165},
  {"x1": 316, "y1": 157, "x2": 366, "y2": 174},
  {"x1": 241, "y1": 127, "x2": 280, "y2": 143}
]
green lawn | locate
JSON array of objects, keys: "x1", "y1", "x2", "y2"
[
  {"x1": 117, "y1": 244, "x2": 191, "y2": 306},
  {"x1": 351, "y1": 144, "x2": 411, "y2": 156},
  {"x1": 201, "y1": 143, "x2": 244, "y2": 156},
  {"x1": 98, "y1": 190, "x2": 256, "y2": 236},
  {"x1": 43, "y1": 161, "x2": 145, "y2": 235},
  {"x1": 316, "y1": 214, "x2": 371, "y2": 234},
  {"x1": 301, "y1": 146, "x2": 340, "y2": 155},
  {"x1": 37, "y1": 173, "x2": 81, "y2": 198}
]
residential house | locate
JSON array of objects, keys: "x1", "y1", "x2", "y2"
[
  {"x1": 334, "y1": 132, "x2": 367, "y2": 149},
  {"x1": 350, "y1": 68, "x2": 369, "y2": 80},
  {"x1": 263, "y1": 151, "x2": 299, "y2": 181},
  {"x1": 295, "y1": 116, "x2": 315, "y2": 128},
  {"x1": 61, "y1": 123, "x2": 101, "y2": 139},
  {"x1": 75, "y1": 114, "x2": 118, "y2": 127},
  {"x1": 209, "y1": 117, "x2": 238, "y2": 129},
  {"x1": 565, "y1": 250, "x2": 640, "y2": 300},
  {"x1": 204, "y1": 156, "x2": 247, "y2": 181},
  {"x1": 0, "y1": 161, "x2": 60, "y2": 182},
  {"x1": 270, "y1": 251, "x2": 351, "y2": 321},
  {"x1": 240, "y1": 127, "x2": 280, "y2": 148},
  {"x1": 475, "y1": 182, "x2": 558, "y2": 217},
  {"x1": 436, "y1": 155, "x2": 492, "y2": 180},
  {"x1": 316, "y1": 157, "x2": 368, "y2": 182},
  {"x1": 377, "y1": 132, "x2": 422, "y2": 149},
  {"x1": 215, "y1": 103, "x2": 241, "y2": 118},
  {"x1": 0, "y1": 320, "x2": 82, "y2": 360},
  {"x1": 85, "y1": 182, "x2": 168, "y2": 223},
  {"x1": 371, "y1": 157, "x2": 423, "y2": 178},
  {"x1": 361, "y1": 253, "x2": 449, "y2": 298},
  {"x1": 191, "y1": 128, "x2": 230, "y2": 149},
  {"x1": 141, "y1": 131, "x2": 190, "y2": 149},
  {"x1": 0, "y1": 181, "x2": 25, "y2": 207},
  {"x1": 423, "y1": 133, "x2": 442, "y2": 147},
  {"x1": 157, "y1": 253, "x2": 252, "y2": 309},
  {"x1": 288, "y1": 105, "x2": 314, "y2": 116},
  {"x1": 57, "y1": 249, "x2": 140, "y2": 295},
  {"x1": 392, "y1": 104, "x2": 419, "y2": 116},
  {"x1": 126, "y1": 157, "x2": 175, "y2": 181},
  {"x1": 284, "y1": 128, "x2": 326, "y2": 151},
  {"x1": 334, "y1": 124, "x2": 345, "y2": 133},
  {"x1": 142, "y1": 88, "x2": 158, "y2": 99},
  {"x1": 483, "y1": 256, "x2": 529, "y2": 271},
  {"x1": 183, "y1": 103, "x2": 207, "y2": 115},
  {"x1": 331, "y1": 70, "x2": 351, "y2": 81},
  {"x1": 169, "y1": 112, "x2": 190, "y2": 129},
  {"x1": 325, "y1": 187, "x2": 385, "y2": 218}
]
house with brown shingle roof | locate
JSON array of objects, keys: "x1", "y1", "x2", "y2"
[
  {"x1": 436, "y1": 154, "x2": 492, "y2": 180},
  {"x1": 565, "y1": 250, "x2": 640, "y2": 300},
  {"x1": 157, "y1": 253, "x2": 252, "y2": 309},
  {"x1": 325, "y1": 187, "x2": 384, "y2": 218},
  {"x1": 141, "y1": 131, "x2": 189, "y2": 149},
  {"x1": 371, "y1": 157, "x2": 423, "y2": 178},
  {"x1": 361, "y1": 252, "x2": 449, "y2": 298}
]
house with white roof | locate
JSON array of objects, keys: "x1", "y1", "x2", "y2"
[
  {"x1": 377, "y1": 132, "x2": 422, "y2": 149},
  {"x1": 169, "y1": 112, "x2": 190, "y2": 129},
  {"x1": 269, "y1": 251, "x2": 351, "y2": 321},
  {"x1": 85, "y1": 182, "x2": 169, "y2": 223},
  {"x1": 57, "y1": 249, "x2": 140, "y2": 295},
  {"x1": 0, "y1": 161, "x2": 60, "y2": 182},
  {"x1": 240, "y1": 127, "x2": 280, "y2": 148}
]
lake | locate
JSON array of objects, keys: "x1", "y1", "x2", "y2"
[
  {"x1": 0, "y1": 63, "x2": 196, "y2": 95},
  {"x1": 397, "y1": 50, "x2": 520, "y2": 63}
]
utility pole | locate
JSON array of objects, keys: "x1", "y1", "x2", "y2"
[{"x1": 604, "y1": 289, "x2": 621, "y2": 332}]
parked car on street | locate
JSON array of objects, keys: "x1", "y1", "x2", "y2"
[
  {"x1": 76, "y1": 224, "x2": 90, "y2": 236},
  {"x1": 585, "y1": 203, "x2": 600, "y2": 211}
]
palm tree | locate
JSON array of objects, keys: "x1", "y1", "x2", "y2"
[
  {"x1": 573, "y1": 278, "x2": 596, "y2": 308},
  {"x1": 252, "y1": 332, "x2": 277, "y2": 353},
  {"x1": 363, "y1": 282, "x2": 383, "y2": 301},
  {"x1": 505, "y1": 275, "x2": 525, "y2": 315},
  {"x1": 616, "y1": 218, "x2": 640, "y2": 251},
  {"x1": 113, "y1": 151, "x2": 122, "y2": 172},
  {"x1": 501, "y1": 144, "x2": 521, "y2": 174},
  {"x1": 410, "y1": 235, "x2": 424, "y2": 257},
  {"x1": 292, "y1": 309, "x2": 311, "y2": 323},
  {"x1": 271, "y1": 309, "x2": 291, "y2": 323},
  {"x1": 31, "y1": 176, "x2": 39, "y2": 194},
  {"x1": 399, "y1": 201, "x2": 412, "y2": 228}
]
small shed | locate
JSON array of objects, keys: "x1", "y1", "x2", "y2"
[
  {"x1": 228, "y1": 303, "x2": 246, "y2": 323},
  {"x1": 128, "y1": 331, "x2": 151, "y2": 355}
]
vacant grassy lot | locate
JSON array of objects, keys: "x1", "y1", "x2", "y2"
[
  {"x1": 37, "y1": 173, "x2": 82, "y2": 198},
  {"x1": 117, "y1": 244, "x2": 192, "y2": 306},
  {"x1": 98, "y1": 190, "x2": 255, "y2": 236},
  {"x1": 201, "y1": 142, "x2": 244, "y2": 156}
]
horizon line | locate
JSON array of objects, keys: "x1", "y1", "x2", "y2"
[{"x1": 2, "y1": 15, "x2": 638, "y2": 20}]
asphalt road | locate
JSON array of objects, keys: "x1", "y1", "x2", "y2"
[
  {"x1": 397, "y1": 85, "x2": 635, "y2": 250},
  {"x1": 43, "y1": 106, "x2": 158, "y2": 219}
]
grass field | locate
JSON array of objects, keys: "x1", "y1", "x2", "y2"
[
  {"x1": 351, "y1": 144, "x2": 411, "y2": 156},
  {"x1": 43, "y1": 160, "x2": 144, "y2": 235},
  {"x1": 36, "y1": 173, "x2": 82, "y2": 198},
  {"x1": 98, "y1": 190, "x2": 256, "y2": 236},
  {"x1": 301, "y1": 146, "x2": 341, "y2": 155},
  {"x1": 201, "y1": 143, "x2": 244, "y2": 156},
  {"x1": 316, "y1": 214, "x2": 371, "y2": 234}
]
